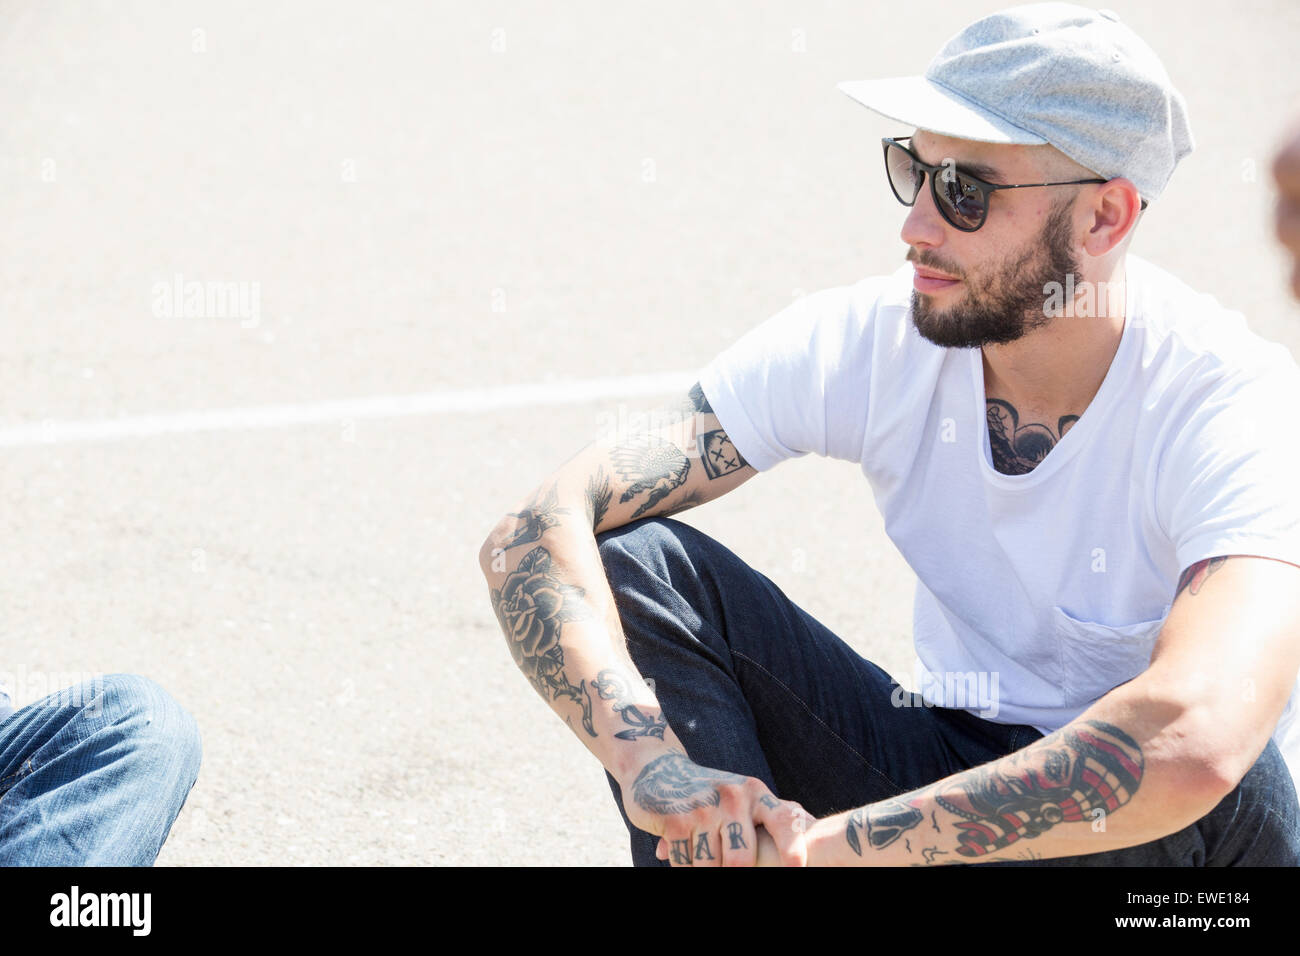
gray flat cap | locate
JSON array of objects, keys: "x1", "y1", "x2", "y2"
[{"x1": 838, "y1": 3, "x2": 1194, "y2": 203}]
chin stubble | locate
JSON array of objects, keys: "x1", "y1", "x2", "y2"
[{"x1": 910, "y1": 201, "x2": 1080, "y2": 350}]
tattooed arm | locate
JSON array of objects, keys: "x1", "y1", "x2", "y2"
[
  {"x1": 479, "y1": 383, "x2": 808, "y2": 864},
  {"x1": 801, "y1": 719, "x2": 1147, "y2": 865},
  {"x1": 798, "y1": 555, "x2": 1300, "y2": 865}
]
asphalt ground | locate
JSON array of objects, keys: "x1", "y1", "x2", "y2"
[{"x1": 1, "y1": 0, "x2": 1298, "y2": 865}]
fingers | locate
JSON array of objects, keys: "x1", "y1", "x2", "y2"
[
  {"x1": 719, "y1": 817, "x2": 758, "y2": 867},
  {"x1": 753, "y1": 826, "x2": 781, "y2": 867},
  {"x1": 636, "y1": 762, "x2": 792, "y2": 867},
  {"x1": 659, "y1": 819, "x2": 756, "y2": 867},
  {"x1": 658, "y1": 795, "x2": 808, "y2": 867},
  {"x1": 657, "y1": 830, "x2": 702, "y2": 866},
  {"x1": 754, "y1": 796, "x2": 813, "y2": 867},
  {"x1": 657, "y1": 827, "x2": 716, "y2": 867},
  {"x1": 687, "y1": 829, "x2": 722, "y2": 867},
  {"x1": 712, "y1": 783, "x2": 757, "y2": 866}
]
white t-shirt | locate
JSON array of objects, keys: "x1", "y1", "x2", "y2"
[{"x1": 698, "y1": 254, "x2": 1300, "y2": 792}]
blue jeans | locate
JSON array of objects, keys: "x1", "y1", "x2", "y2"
[
  {"x1": 0, "y1": 674, "x2": 202, "y2": 866},
  {"x1": 596, "y1": 517, "x2": 1300, "y2": 866}
]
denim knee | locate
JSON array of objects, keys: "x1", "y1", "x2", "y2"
[
  {"x1": 596, "y1": 517, "x2": 689, "y2": 583},
  {"x1": 1214, "y1": 738, "x2": 1300, "y2": 864},
  {"x1": 597, "y1": 516, "x2": 674, "y2": 555},
  {"x1": 94, "y1": 674, "x2": 202, "y2": 791}
]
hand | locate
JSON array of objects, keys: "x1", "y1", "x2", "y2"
[
  {"x1": 1274, "y1": 121, "x2": 1300, "y2": 299},
  {"x1": 754, "y1": 825, "x2": 781, "y2": 866},
  {"x1": 623, "y1": 750, "x2": 811, "y2": 867}
]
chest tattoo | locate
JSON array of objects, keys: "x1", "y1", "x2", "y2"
[{"x1": 986, "y1": 398, "x2": 1080, "y2": 475}]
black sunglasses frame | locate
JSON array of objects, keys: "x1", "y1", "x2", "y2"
[{"x1": 882, "y1": 136, "x2": 1145, "y2": 232}]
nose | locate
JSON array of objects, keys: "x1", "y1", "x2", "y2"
[{"x1": 899, "y1": 172, "x2": 948, "y2": 250}]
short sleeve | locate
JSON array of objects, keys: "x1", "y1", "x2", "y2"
[
  {"x1": 1156, "y1": 366, "x2": 1300, "y2": 573},
  {"x1": 695, "y1": 281, "x2": 883, "y2": 472}
]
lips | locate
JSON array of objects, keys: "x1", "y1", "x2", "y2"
[
  {"x1": 913, "y1": 265, "x2": 960, "y2": 281},
  {"x1": 912, "y1": 265, "x2": 962, "y2": 294}
]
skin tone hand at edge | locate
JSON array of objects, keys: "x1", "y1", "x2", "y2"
[{"x1": 1275, "y1": 120, "x2": 1300, "y2": 299}]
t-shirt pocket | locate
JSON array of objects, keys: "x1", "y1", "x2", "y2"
[{"x1": 1050, "y1": 604, "x2": 1171, "y2": 709}]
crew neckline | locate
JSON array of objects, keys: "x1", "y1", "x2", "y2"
[{"x1": 970, "y1": 271, "x2": 1138, "y2": 490}]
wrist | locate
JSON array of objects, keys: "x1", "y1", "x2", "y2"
[
  {"x1": 611, "y1": 739, "x2": 683, "y2": 793},
  {"x1": 806, "y1": 812, "x2": 861, "y2": 866}
]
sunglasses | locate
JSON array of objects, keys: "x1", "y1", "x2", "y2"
[{"x1": 882, "y1": 136, "x2": 1143, "y2": 232}]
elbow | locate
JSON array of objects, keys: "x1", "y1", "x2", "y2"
[
  {"x1": 1143, "y1": 700, "x2": 1257, "y2": 813},
  {"x1": 1181, "y1": 697, "x2": 1275, "y2": 803},
  {"x1": 1167, "y1": 749, "x2": 1244, "y2": 816},
  {"x1": 1113, "y1": 676, "x2": 1243, "y2": 815},
  {"x1": 1195, "y1": 744, "x2": 1260, "y2": 807},
  {"x1": 478, "y1": 522, "x2": 507, "y2": 574}
]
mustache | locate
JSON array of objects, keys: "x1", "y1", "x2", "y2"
[{"x1": 906, "y1": 248, "x2": 964, "y2": 280}]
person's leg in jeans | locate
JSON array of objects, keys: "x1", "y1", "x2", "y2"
[
  {"x1": 595, "y1": 516, "x2": 1300, "y2": 866},
  {"x1": 595, "y1": 516, "x2": 1038, "y2": 866},
  {"x1": 0, "y1": 673, "x2": 202, "y2": 866}
]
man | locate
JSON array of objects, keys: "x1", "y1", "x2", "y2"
[
  {"x1": 480, "y1": 3, "x2": 1300, "y2": 865},
  {"x1": 0, "y1": 675, "x2": 202, "y2": 865}
]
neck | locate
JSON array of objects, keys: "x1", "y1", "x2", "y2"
[{"x1": 982, "y1": 268, "x2": 1127, "y2": 413}]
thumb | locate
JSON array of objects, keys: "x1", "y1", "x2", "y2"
[{"x1": 755, "y1": 799, "x2": 811, "y2": 866}]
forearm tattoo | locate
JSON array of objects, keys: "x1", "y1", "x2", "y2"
[
  {"x1": 592, "y1": 668, "x2": 668, "y2": 740},
  {"x1": 699, "y1": 429, "x2": 747, "y2": 479},
  {"x1": 940, "y1": 720, "x2": 1142, "y2": 858},
  {"x1": 689, "y1": 383, "x2": 748, "y2": 479},
  {"x1": 920, "y1": 846, "x2": 949, "y2": 865},
  {"x1": 660, "y1": 489, "x2": 706, "y2": 519},
  {"x1": 986, "y1": 398, "x2": 1078, "y2": 476},
  {"x1": 584, "y1": 466, "x2": 613, "y2": 531},
  {"x1": 632, "y1": 751, "x2": 747, "y2": 815},
  {"x1": 490, "y1": 545, "x2": 596, "y2": 736},
  {"x1": 610, "y1": 434, "x2": 691, "y2": 519},
  {"x1": 847, "y1": 720, "x2": 1144, "y2": 861},
  {"x1": 500, "y1": 482, "x2": 572, "y2": 550},
  {"x1": 1175, "y1": 556, "x2": 1228, "y2": 598},
  {"x1": 845, "y1": 798, "x2": 923, "y2": 855},
  {"x1": 688, "y1": 381, "x2": 712, "y2": 415},
  {"x1": 598, "y1": 383, "x2": 747, "y2": 523}
]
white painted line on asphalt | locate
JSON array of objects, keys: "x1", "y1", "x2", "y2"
[{"x1": 0, "y1": 370, "x2": 700, "y2": 447}]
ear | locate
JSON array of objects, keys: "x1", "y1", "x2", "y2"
[{"x1": 1082, "y1": 177, "x2": 1143, "y2": 255}]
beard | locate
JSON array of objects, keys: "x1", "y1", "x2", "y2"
[{"x1": 908, "y1": 199, "x2": 1080, "y2": 349}]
